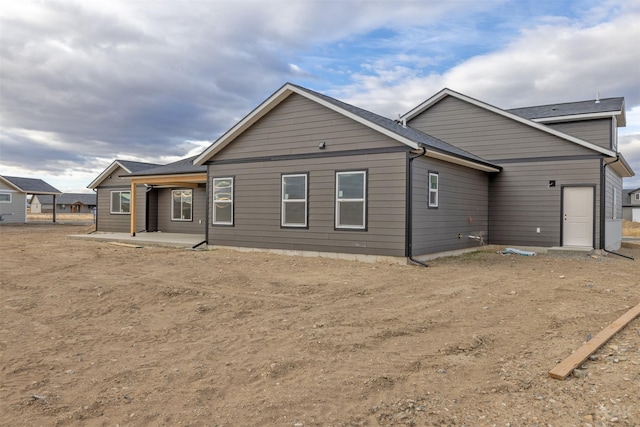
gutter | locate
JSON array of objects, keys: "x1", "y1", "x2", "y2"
[{"x1": 407, "y1": 147, "x2": 429, "y2": 267}]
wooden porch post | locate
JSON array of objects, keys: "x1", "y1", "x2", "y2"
[
  {"x1": 52, "y1": 194, "x2": 57, "y2": 223},
  {"x1": 130, "y1": 181, "x2": 136, "y2": 236}
]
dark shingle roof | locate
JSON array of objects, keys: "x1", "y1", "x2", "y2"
[
  {"x1": 118, "y1": 160, "x2": 162, "y2": 173},
  {"x1": 291, "y1": 84, "x2": 500, "y2": 170},
  {"x1": 1, "y1": 176, "x2": 61, "y2": 194},
  {"x1": 126, "y1": 155, "x2": 207, "y2": 177},
  {"x1": 508, "y1": 97, "x2": 624, "y2": 121},
  {"x1": 36, "y1": 193, "x2": 96, "y2": 205}
]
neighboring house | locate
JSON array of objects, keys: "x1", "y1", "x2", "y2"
[
  {"x1": 91, "y1": 83, "x2": 634, "y2": 260},
  {"x1": 88, "y1": 158, "x2": 207, "y2": 234},
  {"x1": 31, "y1": 193, "x2": 97, "y2": 214},
  {"x1": 622, "y1": 188, "x2": 640, "y2": 222},
  {"x1": 0, "y1": 175, "x2": 61, "y2": 223}
]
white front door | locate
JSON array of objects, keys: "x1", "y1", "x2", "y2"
[{"x1": 562, "y1": 187, "x2": 594, "y2": 247}]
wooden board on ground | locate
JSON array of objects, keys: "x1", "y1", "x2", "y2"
[
  {"x1": 108, "y1": 242, "x2": 143, "y2": 248},
  {"x1": 548, "y1": 302, "x2": 640, "y2": 380}
]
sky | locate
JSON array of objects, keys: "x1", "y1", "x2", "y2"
[{"x1": 1, "y1": 0, "x2": 640, "y2": 192}]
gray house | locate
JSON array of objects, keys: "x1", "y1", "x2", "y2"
[
  {"x1": 91, "y1": 83, "x2": 634, "y2": 260},
  {"x1": 623, "y1": 188, "x2": 640, "y2": 222},
  {"x1": 31, "y1": 193, "x2": 97, "y2": 214},
  {"x1": 88, "y1": 158, "x2": 207, "y2": 235},
  {"x1": 0, "y1": 175, "x2": 61, "y2": 223}
]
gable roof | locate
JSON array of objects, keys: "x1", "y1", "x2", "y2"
[
  {"x1": 34, "y1": 193, "x2": 96, "y2": 206},
  {"x1": 87, "y1": 160, "x2": 161, "y2": 189},
  {"x1": 507, "y1": 97, "x2": 626, "y2": 126},
  {"x1": 194, "y1": 83, "x2": 501, "y2": 173},
  {"x1": 400, "y1": 88, "x2": 617, "y2": 158},
  {"x1": 125, "y1": 155, "x2": 206, "y2": 178},
  {"x1": 0, "y1": 175, "x2": 61, "y2": 194}
]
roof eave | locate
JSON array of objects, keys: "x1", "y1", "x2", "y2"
[
  {"x1": 420, "y1": 147, "x2": 501, "y2": 173},
  {"x1": 605, "y1": 154, "x2": 635, "y2": 178},
  {"x1": 532, "y1": 110, "x2": 625, "y2": 127},
  {"x1": 87, "y1": 160, "x2": 133, "y2": 189}
]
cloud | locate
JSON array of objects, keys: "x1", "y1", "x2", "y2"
[{"x1": 1, "y1": 0, "x2": 639, "y2": 191}]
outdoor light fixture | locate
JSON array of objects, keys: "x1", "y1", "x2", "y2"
[{"x1": 318, "y1": 141, "x2": 326, "y2": 149}]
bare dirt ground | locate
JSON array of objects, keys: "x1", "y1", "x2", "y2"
[{"x1": 1, "y1": 225, "x2": 639, "y2": 427}]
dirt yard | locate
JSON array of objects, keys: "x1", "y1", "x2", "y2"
[{"x1": 1, "y1": 225, "x2": 639, "y2": 427}]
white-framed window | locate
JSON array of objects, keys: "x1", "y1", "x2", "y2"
[
  {"x1": 282, "y1": 173, "x2": 308, "y2": 227},
  {"x1": 428, "y1": 172, "x2": 439, "y2": 208},
  {"x1": 110, "y1": 190, "x2": 131, "y2": 214},
  {"x1": 172, "y1": 189, "x2": 193, "y2": 221},
  {"x1": 0, "y1": 192, "x2": 11, "y2": 203},
  {"x1": 212, "y1": 177, "x2": 233, "y2": 225},
  {"x1": 635, "y1": 193, "x2": 640, "y2": 201},
  {"x1": 336, "y1": 170, "x2": 366, "y2": 229}
]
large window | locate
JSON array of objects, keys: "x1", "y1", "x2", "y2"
[
  {"x1": 336, "y1": 171, "x2": 366, "y2": 229},
  {"x1": 0, "y1": 192, "x2": 11, "y2": 203},
  {"x1": 110, "y1": 190, "x2": 131, "y2": 214},
  {"x1": 282, "y1": 174, "x2": 308, "y2": 227},
  {"x1": 428, "y1": 172, "x2": 439, "y2": 208},
  {"x1": 172, "y1": 189, "x2": 193, "y2": 221},
  {"x1": 213, "y1": 177, "x2": 233, "y2": 225}
]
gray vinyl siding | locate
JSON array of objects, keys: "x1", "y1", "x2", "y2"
[
  {"x1": 545, "y1": 119, "x2": 612, "y2": 151},
  {"x1": 95, "y1": 166, "x2": 146, "y2": 232},
  {"x1": 488, "y1": 159, "x2": 601, "y2": 248},
  {"x1": 603, "y1": 165, "x2": 623, "y2": 249},
  {"x1": 0, "y1": 182, "x2": 26, "y2": 223},
  {"x1": 156, "y1": 186, "x2": 207, "y2": 233},
  {"x1": 208, "y1": 151, "x2": 407, "y2": 256},
  {"x1": 411, "y1": 157, "x2": 489, "y2": 255},
  {"x1": 214, "y1": 94, "x2": 407, "y2": 161},
  {"x1": 408, "y1": 96, "x2": 596, "y2": 160}
]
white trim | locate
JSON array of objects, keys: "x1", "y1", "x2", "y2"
[
  {"x1": 400, "y1": 88, "x2": 616, "y2": 157},
  {"x1": 423, "y1": 150, "x2": 500, "y2": 172},
  {"x1": 531, "y1": 111, "x2": 624, "y2": 125},
  {"x1": 110, "y1": 190, "x2": 131, "y2": 214},
  {"x1": 0, "y1": 192, "x2": 12, "y2": 203},
  {"x1": 281, "y1": 173, "x2": 308, "y2": 227},
  {"x1": 212, "y1": 177, "x2": 234, "y2": 225},
  {"x1": 428, "y1": 172, "x2": 439, "y2": 208},
  {"x1": 88, "y1": 161, "x2": 134, "y2": 189},
  {"x1": 171, "y1": 189, "x2": 193, "y2": 221},
  {"x1": 335, "y1": 171, "x2": 366, "y2": 230}
]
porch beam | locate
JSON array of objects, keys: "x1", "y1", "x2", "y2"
[{"x1": 129, "y1": 174, "x2": 206, "y2": 186}]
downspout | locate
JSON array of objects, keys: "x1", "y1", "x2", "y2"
[
  {"x1": 407, "y1": 147, "x2": 429, "y2": 267},
  {"x1": 91, "y1": 188, "x2": 98, "y2": 232},
  {"x1": 601, "y1": 156, "x2": 635, "y2": 260}
]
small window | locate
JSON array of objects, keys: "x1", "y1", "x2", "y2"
[
  {"x1": 0, "y1": 192, "x2": 11, "y2": 203},
  {"x1": 110, "y1": 191, "x2": 131, "y2": 214},
  {"x1": 282, "y1": 174, "x2": 308, "y2": 227},
  {"x1": 635, "y1": 193, "x2": 640, "y2": 201},
  {"x1": 213, "y1": 177, "x2": 233, "y2": 225},
  {"x1": 428, "y1": 172, "x2": 439, "y2": 208},
  {"x1": 172, "y1": 189, "x2": 193, "y2": 221},
  {"x1": 336, "y1": 171, "x2": 366, "y2": 229}
]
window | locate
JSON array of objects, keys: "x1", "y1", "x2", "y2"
[
  {"x1": 0, "y1": 192, "x2": 11, "y2": 203},
  {"x1": 172, "y1": 189, "x2": 193, "y2": 221},
  {"x1": 428, "y1": 172, "x2": 439, "y2": 208},
  {"x1": 635, "y1": 193, "x2": 640, "y2": 201},
  {"x1": 213, "y1": 177, "x2": 233, "y2": 225},
  {"x1": 336, "y1": 171, "x2": 366, "y2": 229},
  {"x1": 282, "y1": 174, "x2": 308, "y2": 227},
  {"x1": 110, "y1": 191, "x2": 130, "y2": 214}
]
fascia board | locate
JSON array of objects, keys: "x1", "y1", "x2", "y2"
[
  {"x1": 532, "y1": 111, "x2": 624, "y2": 126},
  {"x1": 403, "y1": 88, "x2": 615, "y2": 157},
  {"x1": 424, "y1": 150, "x2": 501, "y2": 173},
  {"x1": 605, "y1": 154, "x2": 635, "y2": 178},
  {"x1": 87, "y1": 160, "x2": 132, "y2": 189},
  {"x1": 0, "y1": 176, "x2": 23, "y2": 192}
]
